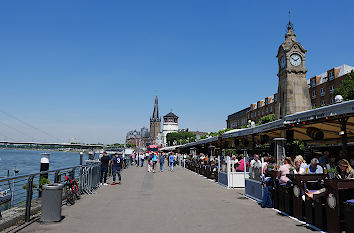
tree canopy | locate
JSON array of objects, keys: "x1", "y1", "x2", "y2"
[
  {"x1": 334, "y1": 70, "x2": 354, "y2": 101},
  {"x1": 166, "y1": 132, "x2": 196, "y2": 145}
]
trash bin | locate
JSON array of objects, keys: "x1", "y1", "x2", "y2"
[{"x1": 41, "y1": 183, "x2": 64, "y2": 222}]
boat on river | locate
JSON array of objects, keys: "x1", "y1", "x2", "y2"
[{"x1": 0, "y1": 189, "x2": 11, "y2": 205}]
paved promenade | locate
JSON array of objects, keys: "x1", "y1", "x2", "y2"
[{"x1": 21, "y1": 165, "x2": 316, "y2": 233}]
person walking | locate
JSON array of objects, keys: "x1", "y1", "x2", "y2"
[
  {"x1": 136, "y1": 153, "x2": 139, "y2": 167},
  {"x1": 140, "y1": 153, "x2": 145, "y2": 167},
  {"x1": 110, "y1": 153, "x2": 122, "y2": 185},
  {"x1": 152, "y1": 153, "x2": 158, "y2": 173},
  {"x1": 147, "y1": 153, "x2": 153, "y2": 172},
  {"x1": 159, "y1": 154, "x2": 165, "y2": 172},
  {"x1": 100, "y1": 152, "x2": 110, "y2": 185},
  {"x1": 169, "y1": 153, "x2": 174, "y2": 172}
]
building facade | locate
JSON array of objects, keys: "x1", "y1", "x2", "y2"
[
  {"x1": 162, "y1": 112, "x2": 179, "y2": 146},
  {"x1": 150, "y1": 96, "x2": 161, "y2": 140},
  {"x1": 247, "y1": 95, "x2": 277, "y2": 124},
  {"x1": 226, "y1": 107, "x2": 249, "y2": 129},
  {"x1": 308, "y1": 64, "x2": 354, "y2": 108}
]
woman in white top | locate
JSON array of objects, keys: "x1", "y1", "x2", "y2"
[{"x1": 294, "y1": 156, "x2": 305, "y2": 174}]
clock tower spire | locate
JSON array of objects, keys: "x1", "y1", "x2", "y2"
[{"x1": 275, "y1": 19, "x2": 312, "y2": 119}]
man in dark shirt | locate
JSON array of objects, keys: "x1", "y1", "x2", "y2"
[
  {"x1": 110, "y1": 153, "x2": 122, "y2": 185},
  {"x1": 100, "y1": 152, "x2": 110, "y2": 185}
]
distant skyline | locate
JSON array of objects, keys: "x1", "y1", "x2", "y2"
[{"x1": 1, "y1": 0, "x2": 354, "y2": 144}]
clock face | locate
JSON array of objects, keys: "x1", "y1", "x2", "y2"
[
  {"x1": 280, "y1": 56, "x2": 286, "y2": 68},
  {"x1": 290, "y1": 53, "x2": 302, "y2": 66}
]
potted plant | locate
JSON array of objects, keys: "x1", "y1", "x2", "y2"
[{"x1": 328, "y1": 168, "x2": 337, "y2": 179}]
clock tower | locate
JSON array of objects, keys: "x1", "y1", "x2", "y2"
[{"x1": 275, "y1": 20, "x2": 312, "y2": 119}]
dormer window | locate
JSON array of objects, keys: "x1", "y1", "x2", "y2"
[
  {"x1": 329, "y1": 71, "x2": 334, "y2": 80},
  {"x1": 312, "y1": 79, "x2": 316, "y2": 87},
  {"x1": 265, "y1": 98, "x2": 269, "y2": 105}
]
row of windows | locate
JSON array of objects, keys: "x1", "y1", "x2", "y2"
[
  {"x1": 311, "y1": 71, "x2": 335, "y2": 87},
  {"x1": 312, "y1": 98, "x2": 335, "y2": 108},
  {"x1": 249, "y1": 106, "x2": 273, "y2": 118},
  {"x1": 230, "y1": 118, "x2": 247, "y2": 128},
  {"x1": 312, "y1": 84, "x2": 338, "y2": 98}
]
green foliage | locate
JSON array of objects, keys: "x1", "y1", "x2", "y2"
[
  {"x1": 328, "y1": 167, "x2": 338, "y2": 174},
  {"x1": 39, "y1": 177, "x2": 51, "y2": 187},
  {"x1": 22, "y1": 177, "x2": 50, "y2": 191},
  {"x1": 260, "y1": 114, "x2": 275, "y2": 125},
  {"x1": 334, "y1": 70, "x2": 354, "y2": 100},
  {"x1": 126, "y1": 144, "x2": 136, "y2": 148},
  {"x1": 166, "y1": 132, "x2": 196, "y2": 145},
  {"x1": 293, "y1": 139, "x2": 306, "y2": 151},
  {"x1": 200, "y1": 129, "x2": 233, "y2": 140}
]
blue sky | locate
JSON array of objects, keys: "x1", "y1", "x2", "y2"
[{"x1": 0, "y1": 0, "x2": 353, "y2": 144}]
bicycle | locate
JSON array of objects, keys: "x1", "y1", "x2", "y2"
[{"x1": 64, "y1": 174, "x2": 80, "y2": 205}]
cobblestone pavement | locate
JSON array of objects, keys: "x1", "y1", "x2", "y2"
[{"x1": 20, "y1": 165, "x2": 317, "y2": 233}]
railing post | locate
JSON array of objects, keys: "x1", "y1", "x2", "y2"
[
  {"x1": 25, "y1": 176, "x2": 34, "y2": 222},
  {"x1": 54, "y1": 171, "x2": 60, "y2": 183},
  {"x1": 70, "y1": 168, "x2": 75, "y2": 180}
]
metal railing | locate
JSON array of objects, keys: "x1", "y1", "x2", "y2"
[{"x1": 0, "y1": 162, "x2": 100, "y2": 230}]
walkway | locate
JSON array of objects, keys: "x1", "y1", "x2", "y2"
[{"x1": 20, "y1": 165, "x2": 316, "y2": 233}]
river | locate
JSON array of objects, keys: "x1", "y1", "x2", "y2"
[{"x1": 0, "y1": 149, "x2": 89, "y2": 178}]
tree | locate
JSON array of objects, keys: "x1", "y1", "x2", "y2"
[
  {"x1": 334, "y1": 70, "x2": 354, "y2": 101},
  {"x1": 166, "y1": 132, "x2": 196, "y2": 145},
  {"x1": 260, "y1": 114, "x2": 275, "y2": 124}
]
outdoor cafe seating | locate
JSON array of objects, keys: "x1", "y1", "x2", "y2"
[
  {"x1": 288, "y1": 174, "x2": 327, "y2": 221},
  {"x1": 324, "y1": 179, "x2": 354, "y2": 233}
]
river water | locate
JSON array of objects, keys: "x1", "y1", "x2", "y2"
[
  {"x1": 0, "y1": 149, "x2": 89, "y2": 178},
  {"x1": 0, "y1": 149, "x2": 90, "y2": 210}
]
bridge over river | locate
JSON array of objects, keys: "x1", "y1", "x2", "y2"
[{"x1": 20, "y1": 166, "x2": 316, "y2": 233}]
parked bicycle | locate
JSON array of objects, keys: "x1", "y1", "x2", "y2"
[{"x1": 64, "y1": 174, "x2": 80, "y2": 205}]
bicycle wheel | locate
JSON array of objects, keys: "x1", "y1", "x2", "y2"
[
  {"x1": 64, "y1": 184, "x2": 76, "y2": 205},
  {"x1": 72, "y1": 180, "x2": 81, "y2": 200}
]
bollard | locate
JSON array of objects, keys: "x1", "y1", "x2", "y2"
[
  {"x1": 40, "y1": 153, "x2": 50, "y2": 179},
  {"x1": 80, "y1": 152, "x2": 83, "y2": 165}
]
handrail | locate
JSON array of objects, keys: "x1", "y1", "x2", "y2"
[
  {"x1": 0, "y1": 162, "x2": 101, "y2": 226},
  {"x1": 0, "y1": 165, "x2": 83, "y2": 183}
]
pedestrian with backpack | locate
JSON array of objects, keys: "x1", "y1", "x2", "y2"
[{"x1": 110, "y1": 153, "x2": 122, "y2": 185}]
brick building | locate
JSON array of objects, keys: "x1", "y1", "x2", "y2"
[
  {"x1": 308, "y1": 64, "x2": 353, "y2": 107},
  {"x1": 226, "y1": 107, "x2": 249, "y2": 129}
]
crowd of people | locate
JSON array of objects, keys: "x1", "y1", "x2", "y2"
[
  {"x1": 261, "y1": 152, "x2": 354, "y2": 208},
  {"x1": 98, "y1": 150, "x2": 186, "y2": 187}
]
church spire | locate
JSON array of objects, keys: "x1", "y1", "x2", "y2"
[{"x1": 151, "y1": 96, "x2": 160, "y2": 120}]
